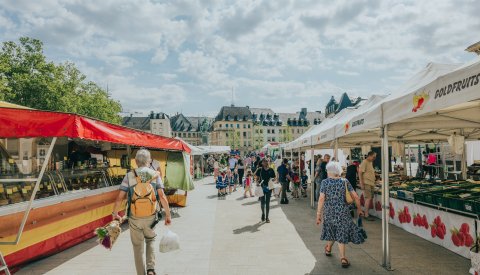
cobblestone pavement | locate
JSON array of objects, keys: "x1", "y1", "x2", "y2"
[{"x1": 17, "y1": 176, "x2": 470, "y2": 275}]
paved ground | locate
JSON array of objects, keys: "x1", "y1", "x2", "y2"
[{"x1": 16, "y1": 176, "x2": 470, "y2": 275}]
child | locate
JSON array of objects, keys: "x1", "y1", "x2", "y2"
[
  {"x1": 244, "y1": 170, "x2": 254, "y2": 198},
  {"x1": 292, "y1": 167, "x2": 300, "y2": 199},
  {"x1": 301, "y1": 170, "x2": 308, "y2": 198},
  {"x1": 216, "y1": 170, "x2": 227, "y2": 197},
  {"x1": 226, "y1": 169, "x2": 234, "y2": 194}
]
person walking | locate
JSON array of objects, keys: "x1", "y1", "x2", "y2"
[
  {"x1": 244, "y1": 170, "x2": 254, "y2": 198},
  {"x1": 359, "y1": 151, "x2": 377, "y2": 221},
  {"x1": 301, "y1": 170, "x2": 308, "y2": 198},
  {"x1": 277, "y1": 158, "x2": 291, "y2": 204},
  {"x1": 225, "y1": 169, "x2": 234, "y2": 194},
  {"x1": 216, "y1": 169, "x2": 227, "y2": 197},
  {"x1": 237, "y1": 159, "x2": 245, "y2": 188},
  {"x1": 228, "y1": 154, "x2": 238, "y2": 173},
  {"x1": 314, "y1": 155, "x2": 323, "y2": 201},
  {"x1": 213, "y1": 158, "x2": 220, "y2": 179},
  {"x1": 112, "y1": 149, "x2": 172, "y2": 275},
  {"x1": 345, "y1": 160, "x2": 360, "y2": 190},
  {"x1": 255, "y1": 159, "x2": 276, "y2": 223},
  {"x1": 316, "y1": 161, "x2": 365, "y2": 268},
  {"x1": 320, "y1": 154, "x2": 331, "y2": 181}
]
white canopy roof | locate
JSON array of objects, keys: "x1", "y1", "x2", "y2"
[
  {"x1": 286, "y1": 58, "x2": 480, "y2": 150},
  {"x1": 196, "y1": 146, "x2": 231, "y2": 155}
]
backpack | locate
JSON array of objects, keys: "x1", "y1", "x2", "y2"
[{"x1": 126, "y1": 169, "x2": 160, "y2": 218}]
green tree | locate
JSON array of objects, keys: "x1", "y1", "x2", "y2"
[{"x1": 0, "y1": 37, "x2": 122, "y2": 124}]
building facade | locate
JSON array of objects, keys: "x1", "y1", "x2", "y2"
[
  {"x1": 122, "y1": 111, "x2": 171, "y2": 137},
  {"x1": 210, "y1": 105, "x2": 324, "y2": 153},
  {"x1": 209, "y1": 106, "x2": 253, "y2": 153},
  {"x1": 170, "y1": 114, "x2": 212, "y2": 146}
]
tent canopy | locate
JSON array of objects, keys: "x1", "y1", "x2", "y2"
[
  {"x1": 286, "y1": 59, "x2": 480, "y2": 150},
  {"x1": 196, "y1": 146, "x2": 231, "y2": 155},
  {"x1": 0, "y1": 107, "x2": 191, "y2": 153}
]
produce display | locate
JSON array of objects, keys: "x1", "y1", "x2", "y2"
[
  {"x1": 0, "y1": 168, "x2": 121, "y2": 206},
  {"x1": 367, "y1": 172, "x2": 480, "y2": 215}
]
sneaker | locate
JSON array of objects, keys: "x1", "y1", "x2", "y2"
[
  {"x1": 261, "y1": 214, "x2": 265, "y2": 222},
  {"x1": 266, "y1": 218, "x2": 270, "y2": 223}
]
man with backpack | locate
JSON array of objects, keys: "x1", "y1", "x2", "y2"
[{"x1": 112, "y1": 149, "x2": 172, "y2": 275}]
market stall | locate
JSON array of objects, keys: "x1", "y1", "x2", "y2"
[
  {"x1": 0, "y1": 107, "x2": 192, "y2": 269},
  {"x1": 285, "y1": 58, "x2": 480, "y2": 268}
]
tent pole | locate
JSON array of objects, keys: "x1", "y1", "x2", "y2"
[
  {"x1": 382, "y1": 125, "x2": 391, "y2": 270},
  {"x1": 408, "y1": 145, "x2": 412, "y2": 177},
  {"x1": 310, "y1": 146, "x2": 315, "y2": 209},
  {"x1": 334, "y1": 139, "x2": 339, "y2": 161},
  {"x1": 461, "y1": 130, "x2": 467, "y2": 180},
  {"x1": 402, "y1": 142, "x2": 407, "y2": 176}
]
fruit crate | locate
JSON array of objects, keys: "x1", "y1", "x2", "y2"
[
  {"x1": 433, "y1": 190, "x2": 480, "y2": 211},
  {"x1": 397, "y1": 190, "x2": 414, "y2": 201},
  {"x1": 414, "y1": 189, "x2": 450, "y2": 205},
  {"x1": 462, "y1": 197, "x2": 480, "y2": 214}
]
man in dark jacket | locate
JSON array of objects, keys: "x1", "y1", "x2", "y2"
[{"x1": 277, "y1": 158, "x2": 291, "y2": 204}]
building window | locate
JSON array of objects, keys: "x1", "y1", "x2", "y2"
[
  {"x1": 226, "y1": 124, "x2": 228, "y2": 128},
  {"x1": 243, "y1": 132, "x2": 246, "y2": 137},
  {"x1": 244, "y1": 141, "x2": 247, "y2": 146},
  {"x1": 248, "y1": 124, "x2": 251, "y2": 128},
  {"x1": 226, "y1": 133, "x2": 229, "y2": 137},
  {"x1": 230, "y1": 124, "x2": 233, "y2": 128},
  {"x1": 272, "y1": 137, "x2": 276, "y2": 142},
  {"x1": 267, "y1": 129, "x2": 270, "y2": 134},
  {"x1": 219, "y1": 124, "x2": 222, "y2": 128},
  {"x1": 260, "y1": 130, "x2": 263, "y2": 134},
  {"x1": 243, "y1": 124, "x2": 246, "y2": 129},
  {"x1": 255, "y1": 129, "x2": 259, "y2": 134},
  {"x1": 272, "y1": 129, "x2": 275, "y2": 134},
  {"x1": 297, "y1": 129, "x2": 300, "y2": 134},
  {"x1": 236, "y1": 124, "x2": 240, "y2": 129}
]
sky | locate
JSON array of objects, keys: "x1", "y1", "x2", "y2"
[{"x1": 1, "y1": 0, "x2": 479, "y2": 117}]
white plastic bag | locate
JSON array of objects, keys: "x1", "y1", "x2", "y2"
[
  {"x1": 254, "y1": 185, "x2": 264, "y2": 197},
  {"x1": 159, "y1": 229, "x2": 180, "y2": 253}
]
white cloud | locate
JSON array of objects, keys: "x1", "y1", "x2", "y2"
[
  {"x1": 151, "y1": 46, "x2": 169, "y2": 64},
  {"x1": 0, "y1": 0, "x2": 478, "y2": 115}
]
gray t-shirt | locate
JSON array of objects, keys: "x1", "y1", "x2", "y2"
[{"x1": 119, "y1": 167, "x2": 164, "y2": 192}]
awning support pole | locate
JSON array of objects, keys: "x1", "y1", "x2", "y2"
[
  {"x1": 310, "y1": 144, "x2": 315, "y2": 209},
  {"x1": 461, "y1": 129, "x2": 467, "y2": 180},
  {"x1": 381, "y1": 126, "x2": 391, "y2": 270},
  {"x1": 402, "y1": 142, "x2": 407, "y2": 176},
  {"x1": 0, "y1": 137, "x2": 57, "y2": 245},
  {"x1": 407, "y1": 145, "x2": 412, "y2": 177}
]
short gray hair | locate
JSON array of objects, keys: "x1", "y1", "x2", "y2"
[
  {"x1": 326, "y1": 161, "x2": 343, "y2": 176},
  {"x1": 135, "y1": 149, "x2": 151, "y2": 167}
]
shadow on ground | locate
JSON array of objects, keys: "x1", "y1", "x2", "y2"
[
  {"x1": 233, "y1": 222, "x2": 265, "y2": 234},
  {"x1": 278, "y1": 188, "x2": 471, "y2": 275}
]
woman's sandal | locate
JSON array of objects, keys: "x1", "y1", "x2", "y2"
[
  {"x1": 324, "y1": 245, "x2": 332, "y2": 256},
  {"x1": 147, "y1": 269, "x2": 156, "y2": 275},
  {"x1": 341, "y1": 258, "x2": 350, "y2": 268}
]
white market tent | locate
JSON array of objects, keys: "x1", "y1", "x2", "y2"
[
  {"x1": 196, "y1": 145, "x2": 231, "y2": 155},
  {"x1": 174, "y1": 138, "x2": 230, "y2": 156},
  {"x1": 286, "y1": 58, "x2": 480, "y2": 269}
]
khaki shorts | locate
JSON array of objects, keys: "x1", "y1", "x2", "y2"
[{"x1": 363, "y1": 185, "x2": 375, "y2": 199}]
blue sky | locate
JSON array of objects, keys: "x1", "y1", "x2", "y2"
[{"x1": 1, "y1": 0, "x2": 479, "y2": 117}]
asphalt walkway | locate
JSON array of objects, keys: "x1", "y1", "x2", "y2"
[{"x1": 17, "y1": 176, "x2": 470, "y2": 275}]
